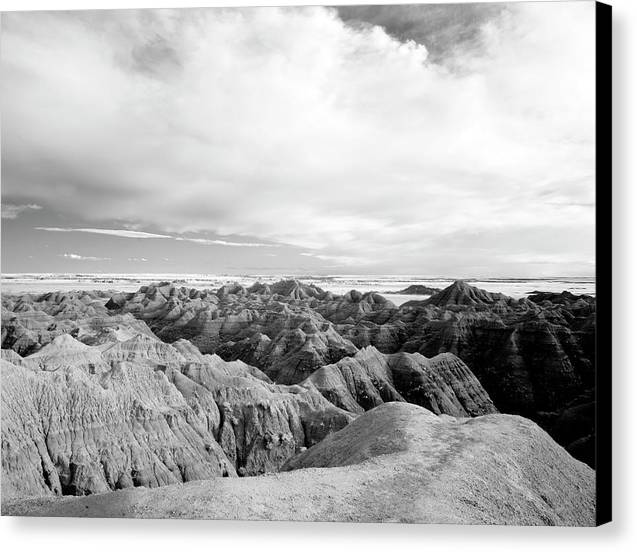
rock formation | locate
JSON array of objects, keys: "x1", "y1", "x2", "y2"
[
  {"x1": 395, "y1": 282, "x2": 596, "y2": 465},
  {"x1": 1, "y1": 354, "x2": 235, "y2": 498},
  {"x1": 104, "y1": 281, "x2": 361, "y2": 383},
  {"x1": 2, "y1": 290, "x2": 155, "y2": 355},
  {"x1": 1, "y1": 332, "x2": 353, "y2": 498},
  {"x1": 4, "y1": 403, "x2": 595, "y2": 526},
  {"x1": 388, "y1": 284, "x2": 441, "y2": 295},
  {"x1": 304, "y1": 346, "x2": 497, "y2": 416},
  {"x1": 422, "y1": 279, "x2": 516, "y2": 307},
  {"x1": 2, "y1": 278, "x2": 598, "y2": 470}
]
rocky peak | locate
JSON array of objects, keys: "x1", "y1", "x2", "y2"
[
  {"x1": 269, "y1": 279, "x2": 326, "y2": 300},
  {"x1": 528, "y1": 290, "x2": 595, "y2": 306},
  {"x1": 31, "y1": 333, "x2": 90, "y2": 355},
  {"x1": 425, "y1": 280, "x2": 509, "y2": 307}
]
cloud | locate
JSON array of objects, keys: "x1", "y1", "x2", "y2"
[
  {"x1": 1, "y1": 4, "x2": 595, "y2": 275},
  {"x1": 128, "y1": 257, "x2": 148, "y2": 262},
  {"x1": 336, "y1": 3, "x2": 506, "y2": 65},
  {"x1": 174, "y1": 237, "x2": 276, "y2": 247},
  {"x1": 299, "y1": 251, "x2": 370, "y2": 266},
  {"x1": 35, "y1": 226, "x2": 276, "y2": 247},
  {"x1": 36, "y1": 227, "x2": 172, "y2": 239},
  {"x1": 61, "y1": 253, "x2": 110, "y2": 261},
  {"x1": 2, "y1": 203, "x2": 42, "y2": 219}
]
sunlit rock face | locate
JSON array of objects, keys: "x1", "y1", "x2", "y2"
[
  {"x1": 304, "y1": 346, "x2": 497, "y2": 417},
  {"x1": 104, "y1": 281, "x2": 365, "y2": 383},
  {"x1": 1, "y1": 332, "x2": 353, "y2": 498},
  {"x1": 5, "y1": 403, "x2": 595, "y2": 526},
  {"x1": 2, "y1": 289, "x2": 156, "y2": 355}
]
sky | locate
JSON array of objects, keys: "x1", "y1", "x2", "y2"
[{"x1": 1, "y1": 2, "x2": 596, "y2": 277}]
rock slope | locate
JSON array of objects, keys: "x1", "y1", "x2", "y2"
[
  {"x1": 422, "y1": 280, "x2": 514, "y2": 307},
  {"x1": 389, "y1": 284, "x2": 441, "y2": 295},
  {"x1": 104, "y1": 282, "x2": 362, "y2": 384},
  {"x1": 1, "y1": 333, "x2": 353, "y2": 498},
  {"x1": 304, "y1": 346, "x2": 497, "y2": 416},
  {"x1": 3, "y1": 403, "x2": 595, "y2": 526},
  {"x1": 2, "y1": 290, "x2": 156, "y2": 355}
]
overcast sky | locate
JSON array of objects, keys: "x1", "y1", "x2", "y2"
[{"x1": 1, "y1": 2, "x2": 596, "y2": 277}]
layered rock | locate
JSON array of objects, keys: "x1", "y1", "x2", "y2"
[
  {"x1": 99, "y1": 281, "x2": 596, "y2": 423},
  {"x1": 402, "y1": 286, "x2": 592, "y2": 404},
  {"x1": 1, "y1": 354, "x2": 235, "y2": 499},
  {"x1": 2, "y1": 279, "x2": 598, "y2": 467},
  {"x1": 1, "y1": 332, "x2": 353, "y2": 498},
  {"x1": 5, "y1": 403, "x2": 595, "y2": 526},
  {"x1": 26, "y1": 333, "x2": 110, "y2": 373},
  {"x1": 315, "y1": 290, "x2": 398, "y2": 325},
  {"x1": 389, "y1": 284, "x2": 441, "y2": 295},
  {"x1": 167, "y1": 361, "x2": 352, "y2": 475},
  {"x1": 106, "y1": 281, "x2": 361, "y2": 383},
  {"x1": 2, "y1": 290, "x2": 155, "y2": 355},
  {"x1": 389, "y1": 282, "x2": 596, "y2": 466},
  {"x1": 217, "y1": 320, "x2": 358, "y2": 384},
  {"x1": 303, "y1": 346, "x2": 497, "y2": 416},
  {"x1": 421, "y1": 280, "x2": 517, "y2": 307},
  {"x1": 528, "y1": 290, "x2": 596, "y2": 312},
  {"x1": 101, "y1": 281, "x2": 402, "y2": 384}
]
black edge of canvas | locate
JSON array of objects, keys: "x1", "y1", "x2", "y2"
[{"x1": 595, "y1": 0, "x2": 612, "y2": 527}]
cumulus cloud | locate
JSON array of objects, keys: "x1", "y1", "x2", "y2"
[
  {"x1": 61, "y1": 253, "x2": 110, "y2": 261},
  {"x1": 2, "y1": 203, "x2": 42, "y2": 219},
  {"x1": 336, "y1": 3, "x2": 506, "y2": 65},
  {"x1": 1, "y1": 4, "x2": 595, "y2": 275}
]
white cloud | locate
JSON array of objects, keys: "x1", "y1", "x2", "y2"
[
  {"x1": 35, "y1": 226, "x2": 276, "y2": 247},
  {"x1": 36, "y1": 227, "x2": 172, "y2": 239},
  {"x1": 175, "y1": 237, "x2": 276, "y2": 247},
  {"x1": 2, "y1": 4, "x2": 595, "y2": 275},
  {"x1": 300, "y1": 251, "x2": 371, "y2": 266},
  {"x1": 61, "y1": 253, "x2": 110, "y2": 261},
  {"x1": 1, "y1": 203, "x2": 42, "y2": 219}
]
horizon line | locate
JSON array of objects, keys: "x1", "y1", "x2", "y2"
[{"x1": 0, "y1": 272, "x2": 597, "y2": 280}]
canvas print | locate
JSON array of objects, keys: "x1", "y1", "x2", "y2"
[{"x1": 0, "y1": 2, "x2": 610, "y2": 525}]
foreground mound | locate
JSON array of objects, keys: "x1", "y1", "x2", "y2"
[{"x1": 3, "y1": 403, "x2": 595, "y2": 526}]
